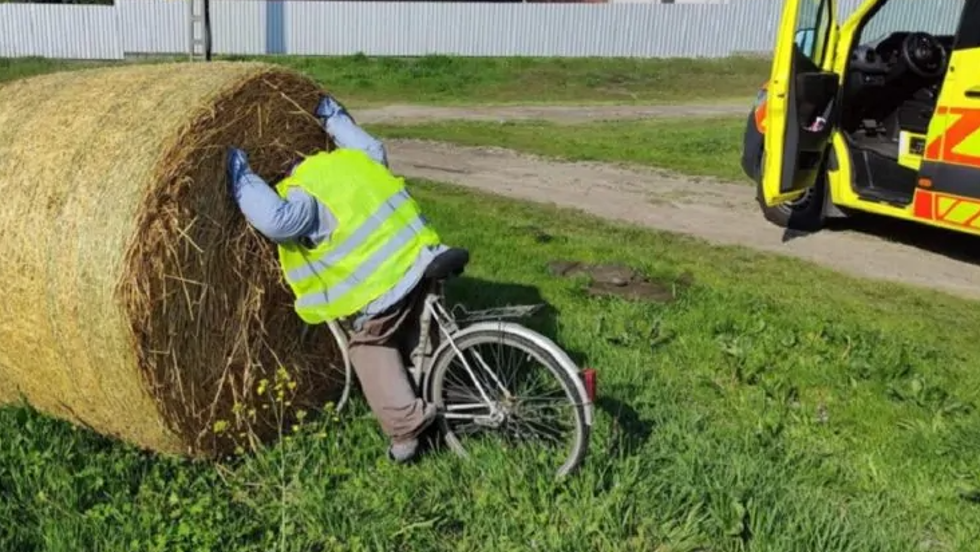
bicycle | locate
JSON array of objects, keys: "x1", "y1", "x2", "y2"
[{"x1": 323, "y1": 247, "x2": 595, "y2": 477}]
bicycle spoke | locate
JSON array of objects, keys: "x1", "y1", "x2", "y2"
[
  {"x1": 501, "y1": 419, "x2": 537, "y2": 445},
  {"x1": 512, "y1": 378, "x2": 558, "y2": 405},
  {"x1": 499, "y1": 340, "x2": 526, "y2": 392},
  {"x1": 430, "y1": 325, "x2": 588, "y2": 477},
  {"x1": 442, "y1": 363, "x2": 475, "y2": 391},
  {"x1": 444, "y1": 355, "x2": 496, "y2": 402},
  {"x1": 513, "y1": 417, "x2": 567, "y2": 446},
  {"x1": 443, "y1": 377, "x2": 485, "y2": 404},
  {"x1": 514, "y1": 404, "x2": 575, "y2": 422},
  {"x1": 469, "y1": 349, "x2": 513, "y2": 398},
  {"x1": 436, "y1": 321, "x2": 499, "y2": 406},
  {"x1": 453, "y1": 421, "x2": 488, "y2": 437},
  {"x1": 515, "y1": 392, "x2": 568, "y2": 407},
  {"x1": 458, "y1": 352, "x2": 500, "y2": 401},
  {"x1": 486, "y1": 340, "x2": 533, "y2": 396}
]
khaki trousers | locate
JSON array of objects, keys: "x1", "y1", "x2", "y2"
[{"x1": 347, "y1": 284, "x2": 438, "y2": 443}]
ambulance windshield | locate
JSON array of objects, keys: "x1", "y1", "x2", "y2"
[{"x1": 861, "y1": 0, "x2": 962, "y2": 44}]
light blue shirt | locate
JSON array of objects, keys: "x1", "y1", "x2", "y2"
[{"x1": 229, "y1": 109, "x2": 447, "y2": 328}]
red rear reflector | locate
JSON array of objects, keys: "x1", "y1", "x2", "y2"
[{"x1": 581, "y1": 368, "x2": 597, "y2": 402}]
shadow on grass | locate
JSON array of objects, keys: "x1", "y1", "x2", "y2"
[
  {"x1": 596, "y1": 395, "x2": 654, "y2": 456},
  {"x1": 445, "y1": 275, "x2": 589, "y2": 368}
]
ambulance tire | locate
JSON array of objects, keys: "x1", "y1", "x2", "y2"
[{"x1": 755, "y1": 152, "x2": 827, "y2": 233}]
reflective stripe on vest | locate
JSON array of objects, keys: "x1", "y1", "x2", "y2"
[
  {"x1": 294, "y1": 213, "x2": 427, "y2": 310},
  {"x1": 285, "y1": 188, "x2": 411, "y2": 283}
]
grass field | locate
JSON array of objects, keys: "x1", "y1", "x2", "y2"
[
  {"x1": 270, "y1": 54, "x2": 770, "y2": 105},
  {"x1": 4, "y1": 180, "x2": 980, "y2": 551},
  {"x1": 3, "y1": 58, "x2": 980, "y2": 551},
  {"x1": 0, "y1": 54, "x2": 770, "y2": 105},
  {"x1": 369, "y1": 116, "x2": 750, "y2": 182}
]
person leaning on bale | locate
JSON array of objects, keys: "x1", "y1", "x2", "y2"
[{"x1": 226, "y1": 95, "x2": 454, "y2": 463}]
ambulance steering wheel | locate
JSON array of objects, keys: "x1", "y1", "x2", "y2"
[{"x1": 901, "y1": 32, "x2": 947, "y2": 79}]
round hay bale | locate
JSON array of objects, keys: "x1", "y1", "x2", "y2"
[{"x1": 0, "y1": 61, "x2": 345, "y2": 457}]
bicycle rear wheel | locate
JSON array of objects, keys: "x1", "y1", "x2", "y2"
[{"x1": 425, "y1": 324, "x2": 590, "y2": 478}]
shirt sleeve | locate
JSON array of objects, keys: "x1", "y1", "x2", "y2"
[
  {"x1": 229, "y1": 171, "x2": 318, "y2": 243},
  {"x1": 325, "y1": 112, "x2": 389, "y2": 168}
]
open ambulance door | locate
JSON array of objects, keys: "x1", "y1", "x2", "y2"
[{"x1": 762, "y1": 0, "x2": 841, "y2": 207}]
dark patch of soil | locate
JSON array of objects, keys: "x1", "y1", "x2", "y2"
[{"x1": 547, "y1": 260, "x2": 692, "y2": 302}]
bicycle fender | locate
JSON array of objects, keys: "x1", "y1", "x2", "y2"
[{"x1": 424, "y1": 321, "x2": 594, "y2": 426}]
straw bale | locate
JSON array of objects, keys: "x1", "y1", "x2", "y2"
[{"x1": 0, "y1": 61, "x2": 345, "y2": 457}]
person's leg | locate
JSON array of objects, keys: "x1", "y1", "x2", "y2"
[
  {"x1": 348, "y1": 341, "x2": 434, "y2": 448},
  {"x1": 347, "y1": 290, "x2": 435, "y2": 462}
]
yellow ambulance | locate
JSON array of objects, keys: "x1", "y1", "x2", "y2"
[{"x1": 741, "y1": 0, "x2": 980, "y2": 235}]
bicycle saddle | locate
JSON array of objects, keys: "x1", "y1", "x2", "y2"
[{"x1": 424, "y1": 247, "x2": 470, "y2": 280}]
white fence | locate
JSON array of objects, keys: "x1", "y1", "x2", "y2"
[
  {"x1": 0, "y1": 3, "x2": 123, "y2": 59},
  {"x1": 0, "y1": 0, "x2": 963, "y2": 60}
]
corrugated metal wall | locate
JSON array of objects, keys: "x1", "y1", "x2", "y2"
[
  {"x1": 281, "y1": 2, "x2": 782, "y2": 57},
  {"x1": 0, "y1": 3, "x2": 122, "y2": 59},
  {"x1": 0, "y1": 0, "x2": 962, "y2": 60},
  {"x1": 117, "y1": 0, "x2": 187, "y2": 54}
]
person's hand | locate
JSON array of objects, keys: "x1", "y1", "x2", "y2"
[
  {"x1": 315, "y1": 94, "x2": 354, "y2": 123},
  {"x1": 226, "y1": 147, "x2": 251, "y2": 188}
]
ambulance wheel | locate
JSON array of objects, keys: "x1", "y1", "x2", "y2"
[{"x1": 755, "y1": 153, "x2": 827, "y2": 232}]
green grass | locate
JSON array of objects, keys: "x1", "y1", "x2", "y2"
[
  {"x1": 0, "y1": 54, "x2": 770, "y2": 105},
  {"x1": 4, "y1": 180, "x2": 980, "y2": 551},
  {"x1": 369, "y1": 116, "x2": 750, "y2": 182},
  {"x1": 268, "y1": 54, "x2": 770, "y2": 105},
  {"x1": 0, "y1": 57, "x2": 110, "y2": 85}
]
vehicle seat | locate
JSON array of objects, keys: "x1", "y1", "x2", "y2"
[
  {"x1": 898, "y1": 99, "x2": 936, "y2": 135},
  {"x1": 424, "y1": 247, "x2": 470, "y2": 280}
]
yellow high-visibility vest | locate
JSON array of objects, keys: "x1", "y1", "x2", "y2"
[{"x1": 274, "y1": 149, "x2": 441, "y2": 323}]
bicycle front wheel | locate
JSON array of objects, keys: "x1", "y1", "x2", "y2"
[{"x1": 425, "y1": 325, "x2": 590, "y2": 478}]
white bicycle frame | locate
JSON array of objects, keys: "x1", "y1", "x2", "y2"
[{"x1": 328, "y1": 279, "x2": 594, "y2": 427}]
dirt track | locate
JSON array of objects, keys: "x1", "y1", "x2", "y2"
[
  {"x1": 386, "y1": 139, "x2": 980, "y2": 299},
  {"x1": 358, "y1": 103, "x2": 749, "y2": 125}
]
